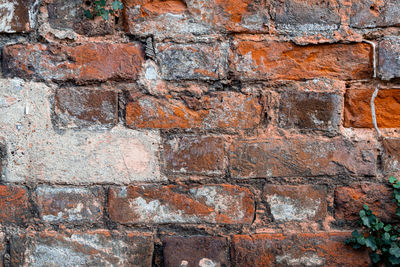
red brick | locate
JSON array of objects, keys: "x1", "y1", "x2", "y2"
[
  {"x1": 2, "y1": 43, "x2": 144, "y2": 83},
  {"x1": 124, "y1": 0, "x2": 268, "y2": 36},
  {"x1": 0, "y1": 184, "x2": 29, "y2": 224},
  {"x1": 0, "y1": 232, "x2": 5, "y2": 267},
  {"x1": 344, "y1": 89, "x2": 400, "y2": 128},
  {"x1": 335, "y1": 183, "x2": 396, "y2": 222},
  {"x1": 10, "y1": 230, "x2": 153, "y2": 266},
  {"x1": 263, "y1": 184, "x2": 327, "y2": 222},
  {"x1": 108, "y1": 184, "x2": 254, "y2": 224},
  {"x1": 232, "y1": 233, "x2": 370, "y2": 266},
  {"x1": 0, "y1": 0, "x2": 35, "y2": 33},
  {"x1": 278, "y1": 91, "x2": 341, "y2": 131},
  {"x1": 54, "y1": 87, "x2": 118, "y2": 129},
  {"x1": 163, "y1": 136, "x2": 225, "y2": 175},
  {"x1": 126, "y1": 92, "x2": 262, "y2": 129},
  {"x1": 378, "y1": 37, "x2": 400, "y2": 80},
  {"x1": 163, "y1": 236, "x2": 228, "y2": 267},
  {"x1": 229, "y1": 136, "x2": 376, "y2": 178},
  {"x1": 156, "y1": 42, "x2": 228, "y2": 80},
  {"x1": 34, "y1": 186, "x2": 104, "y2": 224},
  {"x1": 382, "y1": 138, "x2": 400, "y2": 175},
  {"x1": 230, "y1": 40, "x2": 372, "y2": 80}
]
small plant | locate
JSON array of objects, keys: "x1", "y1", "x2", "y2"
[
  {"x1": 345, "y1": 176, "x2": 400, "y2": 266},
  {"x1": 84, "y1": 0, "x2": 124, "y2": 20}
]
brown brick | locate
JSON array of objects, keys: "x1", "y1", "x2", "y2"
[
  {"x1": 271, "y1": 0, "x2": 341, "y2": 32},
  {"x1": 230, "y1": 136, "x2": 376, "y2": 178},
  {"x1": 382, "y1": 138, "x2": 400, "y2": 175},
  {"x1": 335, "y1": 183, "x2": 396, "y2": 222},
  {"x1": 232, "y1": 233, "x2": 370, "y2": 266},
  {"x1": 230, "y1": 40, "x2": 372, "y2": 80},
  {"x1": 108, "y1": 184, "x2": 254, "y2": 224},
  {"x1": 2, "y1": 43, "x2": 144, "y2": 83},
  {"x1": 126, "y1": 92, "x2": 262, "y2": 129},
  {"x1": 54, "y1": 87, "x2": 118, "y2": 129},
  {"x1": 278, "y1": 91, "x2": 341, "y2": 131},
  {"x1": 344, "y1": 89, "x2": 400, "y2": 128},
  {"x1": 163, "y1": 236, "x2": 229, "y2": 267},
  {"x1": 263, "y1": 184, "x2": 327, "y2": 222},
  {"x1": 350, "y1": 0, "x2": 400, "y2": 28},
  {"x1": 10, "y1": 230, "x2": 153, "y2": 266},
  {"x1": 0, "y1": 0, "x2": 35, "y2": 33},
  {"x1": 163, "y1": 136, "x2": 225, "y2": 175},
  {"x1": 0, "y1": 184, "x2": 29, "y2": 224},
  {"x1": 34, "y1": 186, "x2": 104, "y2": 224},
  {"x1": 156, "y1": 42, "x2": 228, "y2": 80}
]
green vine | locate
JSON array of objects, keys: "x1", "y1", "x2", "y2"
[
  {"x1": 84, "y1": 0, "x2": 124, "y2": 20},
  {"x1": 345, "y1": 176, "x2": 400, "y2": 266}
]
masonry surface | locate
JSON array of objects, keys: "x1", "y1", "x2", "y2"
[{"x1": 0, "y1": 0, "x2": 400, "y2": 266}]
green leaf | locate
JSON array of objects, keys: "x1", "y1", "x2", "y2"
[
  {"x1": 96, "y1": 0, "x2": 106, "y2": 7},
  {"x1": 390, "y1": 244, "x2": 400, "y2": 257},
  {"x1": 112, "y1": 0, "x2": 124, "y2": 10},
  {"x1": 363, "y1": 204, "x2": 370, "y2": 210},
  {"x1": 99, "y1": 8, "x2": 109, "y2": 20},
  {"x1": 357, "y1": 236, "x2": 366, "y2": 246},
  {"x1": 370, "y1": 252, "x2": 381, "y2": 263},
  {"x1": 365, "y1": 236, "x2": 377, "y2": 251},
  {"x1": 389, "y1": 256, "x2": 400, "y2": 265},
  {"x1": 84, "y1": 10, "x2": 94, "y2": 19},
  {"x1": 383, "y1": 232, "x2": 391, "y2": 242},
  {"x1": 385, "y1": 224, "x2": 392, "y2": 232},
  {"x1": 389, "y1": 176, "x2": 397, "y2": 184}
]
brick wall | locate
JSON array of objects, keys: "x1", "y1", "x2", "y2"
[{"x1": 0, "y1": 0, "x2": 399, "y2": 266}]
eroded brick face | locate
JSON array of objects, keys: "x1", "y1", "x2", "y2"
[
  {"x1": 232, "y1": 233, "x2": 370, "y2": 266},
  {"x1": 0, "y1": 0, "x2": 36, "y2": 33},
  {"x1": 163, "y1": 135, "x2": 225, "y2": 175},
  {"x1": 163, "y1": 236, "x2": 229, "y2": 267},
  {"x1": 0, "y1": 184, "x2": 30, "y2": 224},
  {"x1": 10, "y1": 230, "x2": 154, "y2": 266},
  {"x1": 344, "y1": 89, "x2": 400, "y2": 128},
  {"x1": 230, "y1": 41, "x2": 372, "y2": 80},
  {"x1": 378, "y1": 37, "x2": 400, "y2": 80},
  {"x1": 2, "y1": 43, "x2": 144, "y2": 83},
  {"x1": 350, "y1": 0, "x2": 400, "y2": 28},
  {"x1": 107, "y1": 185, "x2": 255, "y2": 224},
  {"x1": 230, "y1": 136, "x2": 376, "y2": 178}
]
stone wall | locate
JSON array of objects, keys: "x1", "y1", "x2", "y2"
[{"x1": 0, "y1": 0, "x2": 399, "y2": 265}]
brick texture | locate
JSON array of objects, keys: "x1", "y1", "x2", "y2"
[
  {"x1": 344, "y1": 89, "x2": 400, "y2": 128},
  {"x1": 0, "y1": 0, "x2": 36, "y2": 33},
  {"x1": 108, "y1": 185, "x2": 254, "y2": 224},
  {"x1": 0, "y1": 184, "x2": 30, "y2": 224},
  {"x1": 378, "y1": 37, "x2": 400, "y2": 80},
  {"x1": 232, "y1": 233, "x2": 370, "y2": 266},
  {"x1": 2, "y1": 43, "x2": 144, "y2": 83}
]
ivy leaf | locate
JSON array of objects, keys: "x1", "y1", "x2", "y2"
[
  {"x1": 389, "y1": 244, "x2": 400, "y2": 257},
  {"x1": 365, "y1": 236, "x2": 377, "y2": 251},
  {"x1": 112, "y1": 0, "x2": 124, "y2": 10},
  {"x1": 389, "y1": 256, "x2": 400, "y2": 265},
  {"x1": 100, "y1": 8, "x2": 109, "y2": 20},
  {"x1": 389, "y1": 176, "x2": 397, "y2": 184},
  {"x1": 370, "y1": 252, "x2": 381, "y2": 264},
  {"x1": 363, "y1": 204, "x2": 370, "y2": 210},
  {"x1": 385, "y1": 224, "x2": 392, "y2": 232},
  {"x1": 84, "y1": 10, "x2": 94, "y2": 19},
  {"x1": 383, "y1": 232, "x2": 391, "y2": 242}
]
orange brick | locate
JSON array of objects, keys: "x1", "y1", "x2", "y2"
[
  {"x1": 0, "y1": 184, "x2": 29, "y2": 224},
  {"x1": 230, "y1": 40, "x2": 372, "y2": 80}
]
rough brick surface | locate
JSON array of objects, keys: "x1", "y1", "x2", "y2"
[
  {"x1": 10, "y1": 230, "x2": 154, "y2": 266},
  {"x1": 163, "y1": 135, "x2": 225, "y2": 175},
  {"x1": 163, "y1": 236, "x2": 229, "y2": 267},
  {"x1": 278, "y1": 91, "x2": 341, "y2": 131},
  {"x1": 263, "y1": 184, "x2": 327, "y2": 222},
  {"x1": 335, "y1": 183, "x2": 396, "y2": 222},
  {"x1": 378, "y1": 37, "x2": 400, "y2": 80},
  {"x1": 230, "y1": 40, "x2": 372, "y2": 80},
  {"x1": 271, "y1": 0, "x2": 340, "y2": 32},
  {"x1": 54, "y1": 87, "x2": 118, "y2": 129},
  {"x1": 344, "y1": 89, "x2": 400, "y2": 128},
  {"x1": 126, "y1": 92, "x2": 262, "y2": 129},
  {"x1": 0, "y1": 232, "x2": 4, "y2": 266},
  {"x1": 2, "y1": 43, "x2": 144, "y2": 83},
  {"x1": 35, "y1": 186, "x2": 104, "y2": 224},
  {"x1": 0, "y1": 0, "x2": 37, "y2": 33},
  {"x1": 232, "y1": 233, "x2": 370, "y2": 266},
  {"x1": 156, "y1": 43, "x2": 228, "y2": 80},
  {"x1": 230, "y1": 136, "x2": 376, "y2": 178},
  {"x1": 350, "y1": 0, "x2": 400, "y2": 28},
  {"x1": 0, "y1": 184, "x2": 29, "y2": 224},
  {"x1": 108, "y1": 184, "x2": 254, "y2": 224}
]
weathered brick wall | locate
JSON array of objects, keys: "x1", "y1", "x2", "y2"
[{"x1": 0, "y1": 0, "x2": 399, "y2": 266}]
